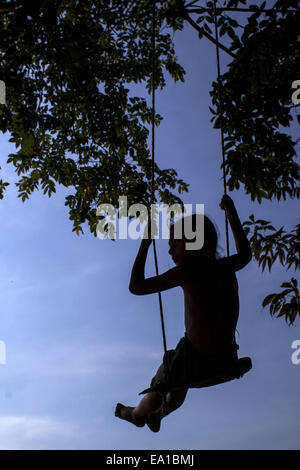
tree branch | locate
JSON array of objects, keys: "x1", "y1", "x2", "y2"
[
  {"x1": 0, "y1": 1, "x2": 22, "y2": 14},
  {"x1": 184, "y1": 12, "x2": 236, "y2": 59},
  {"x1": 187, "y1": 7, "x2": 300, "y2": 13}
]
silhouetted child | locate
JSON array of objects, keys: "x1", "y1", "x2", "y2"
[{"x1": 115, "y1": 195, "x2": 252, "y2": 432}]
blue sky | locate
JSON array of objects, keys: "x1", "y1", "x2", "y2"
[{"x1": 0, "y1": 11, "x2": 299, "y2": 450}]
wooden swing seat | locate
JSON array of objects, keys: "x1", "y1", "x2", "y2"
[{"x1": 139, "y1": 356, "x2": 252, "y2": 395}]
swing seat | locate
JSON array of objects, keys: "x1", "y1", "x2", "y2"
[
  {"x1": 189, "y1": 356, "x2": 252, "y2": 389},
  {"x1": 139, "y1": 356, "x2": 252, "y2": 395}
]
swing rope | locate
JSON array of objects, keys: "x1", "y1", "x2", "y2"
[
  {"x1": 140, "y1": 0, "x2": 253, "y2": 398},
  {"x1": 150, "y1": 0, "x2": 229, "y2": 344},
  {"x1": 146, "y1": 1, "x2": 233, "y2": 402},
  {"x1": 213, "y1": 0, "x2": 230, "y2": 257},
  {"x1": 150, "y1": 0, "x2": 169, "y2": 415},
  {"x1": 213, "y1": 1, "x2": 243, "y2": 348}
]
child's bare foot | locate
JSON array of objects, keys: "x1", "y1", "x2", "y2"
[
  {"x1": 146, "y1": 410, "x2": 162, "y2": 433},
  {"x1": 115, "y1": 403, "x2": 145, "y2": 428}
]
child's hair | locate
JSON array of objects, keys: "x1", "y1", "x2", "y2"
[{"x1": 170, "y1": 214, "x2": 219, "y2": 259}]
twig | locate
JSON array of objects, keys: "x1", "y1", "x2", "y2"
[
  {"x1": 187, "y1": 7, "x2": 300, "y2": 13},
  {"x1": 184, "y1": 12, "x2": 236, "y2": 59}
]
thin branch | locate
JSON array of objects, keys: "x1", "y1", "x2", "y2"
[
  {"x1": 187, "y1": 7, "x2": 300, "y2": 13},
  {"x1": 184, "y1": 12, "x2": 236, "y2": 59},
  {"x1": 185, "y1": 0, "x2": 201, "y2": 7},
  {"x1": 0, "y1": 0, "x2": 22, "y2": 8},
  {"x1": 0, "y1": 1, "x2": 22, "y2": 14}
]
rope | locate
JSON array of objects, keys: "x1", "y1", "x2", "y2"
[
  {"x1": 147, "y1": 0, "x2": 232, "y2": 411},
  {"x1": 214, "y1": 2, "x2": 240, "y2": 348},
  {"x1": 213, "y1": 0, "x2": 230, "y2": 257},
  {"x1": 150, "y1": 0, "x2": 169, "y2": 415}
]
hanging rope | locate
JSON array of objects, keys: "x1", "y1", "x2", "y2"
[
  {"x1": 147, "y1": 1, "x2": 232, "y2": 409},
  {"x1": 213, "y1": 0, "x2": 230, "y2": 257},
  {"x1": 150, "y1": 0, "x2": 169, "y2": 414},
  {"x1": 213, "y1": 3, "x2": 240, "y2": 347}
]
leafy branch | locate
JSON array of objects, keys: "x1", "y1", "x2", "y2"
[
  {"x1": 262, "y1": 278, "x2": 300, "y2": 325},
  {"x1": 243, "y1": 214, "x2": 300, "y2": 324}
]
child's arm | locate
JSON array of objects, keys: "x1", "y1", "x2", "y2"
[
  {"x1": 220, "y1": 194, "x2": 252, "y2": 271},
  {"x1": 129, "y1": 223, "x2": 184, "y2": 295}
]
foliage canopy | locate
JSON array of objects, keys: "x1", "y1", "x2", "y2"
[{"x1": 0, "y1": 0, "x2": 299, "y2": 323}]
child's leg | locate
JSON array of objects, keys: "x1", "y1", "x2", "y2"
[
  {"x1": 115, "y1": 361, "x2": 188, "y2": 432},
  {"x1": 115, "y1": 392, "x2": 161, "y2": 428},
  {"x1": 115, "y1": 387, "x2": 188, "y2": 431},
  {"x1": 115, "y1": 363, "x2": 165, "y2": 427},
  {"x1": 166, "y1": 386, "x2": 188, "y2": 415},
  {"x1": 146, "y1": 386, "x2": 188, "y2": 432}
]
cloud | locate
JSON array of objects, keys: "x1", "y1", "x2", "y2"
[
  {"x1": 0, "y1": 415, "x2": 78, "y2": 450},
  {"x1": 4, "y1": 335, "x2": 162, "y2": 381}
]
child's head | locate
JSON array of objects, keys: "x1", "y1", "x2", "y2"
[{"x1": 169, "y1": 214, "x2": 218, "y2": 265}]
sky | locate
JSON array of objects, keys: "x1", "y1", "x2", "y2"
[{"x1": 0, "y1": 6, "x2": 299, "y2": 450}]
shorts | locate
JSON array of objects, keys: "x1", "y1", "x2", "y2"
[{"x1": 161, "y1": 334, "x2": 239, "y2": 388}]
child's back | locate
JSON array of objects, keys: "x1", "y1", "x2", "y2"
[{"x1": 180, "y1": 256, "x2": 239, "y2": 353}]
